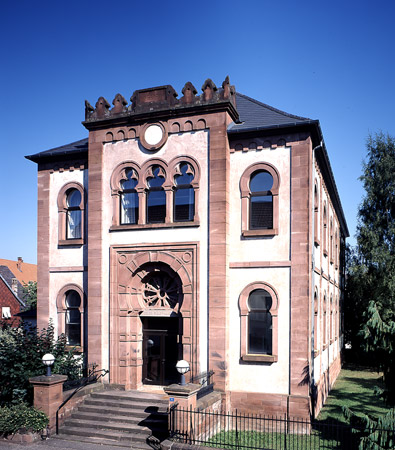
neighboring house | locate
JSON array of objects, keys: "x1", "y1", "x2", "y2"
[
  {"x1": 0, "y1": 257, "x2": 37, "y2": 327},
  {"x1": 26, "y1": 77, "x2": 348, "y2": 419},
  {"x1": 0, "y1": 273, "x2": 25, "y2": 326}
]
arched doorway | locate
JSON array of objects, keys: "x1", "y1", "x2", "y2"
[
  {"x1": 110, "y1": 243, "x2": 198, "y2": 390},
  {"x1": 139, "y1": 269, "x2": 183, "y2": 385}
]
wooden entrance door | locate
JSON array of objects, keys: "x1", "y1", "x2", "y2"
[{"x1": 142, "y1": 317, "x2": 180, "y2": 385}]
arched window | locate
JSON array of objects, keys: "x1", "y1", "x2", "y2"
[
  {"x1": 323, "y1": 202, "x2": 328, "y2": 255},
  {"x1": 57, "y1": 182, "x2": 85, "y2": 245},
  {"x1": 248, "y1": 289, "x2": 272, "y2": 354},
  {"x1": 65, "y1": 290, "x2": 81, "y2": 346},
  {"x1": 66, "y1": 189, "x2": 82, "y2": 239},
  {"x1": 174, "y1": 163, "x2": 195, "y2": 222},
  {"x1": 314, "y1": 290, "x2": 319, "y2": 353},
  {"x1": 249, "y1": 171, "x2": 273, "y2": 230},
  {"x1": 323, "y1": 292, "x2": 327, "y2": 347},
  {"x1": 330, "y1": 295, "x2": 334, "y2": 342},
  {"x1": 239, "y1": 282, "x2": 279, "y2": 362},
  {"x1": 240, "y1": 163, "x2": 280, "y2": 237},
  {"x1": 56, "y1": 284, "x2": 84, "y2": 350},
  {"x1": 314, "y1": 182, "x2": 319, "y2": 245},
  {"x1": 146, "y1": 165, "x2": 166, "y2": 223},
  {"x1": 110, "y1": 156, "x2": 200, "y2": 229},
  {"x1": 120, "y1": 169, "x2": 139, "y2": 225},
  {"x1": 330, "y1": 217, "x2": 334, "y2": 264}
]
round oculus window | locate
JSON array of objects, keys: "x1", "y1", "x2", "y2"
[
  {"x1": 140, "y1": 122, "x2": 168, "y2": 151},
  {"x1": 144, "y1": 125, "x2": 163, "y2": 146}
]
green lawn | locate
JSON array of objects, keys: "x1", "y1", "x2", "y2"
[{"x1": 317, "y1": 365, "x2": 390, "y2": 423}]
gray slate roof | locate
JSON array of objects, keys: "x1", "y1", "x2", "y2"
[
  {"x1": 26, "y1": 93, "x2": 315, "y2": 161},
  {"x1": 25, "y1": 138, "x2": 88, "y2": 162},
  {"x1": 229, "y1": 93, "x2": 315, "y2": 133}
]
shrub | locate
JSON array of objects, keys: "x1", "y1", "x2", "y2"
[
  {"x1": 0, "y1": 321, "x2": 82, "y2": 405},
  {"x1": 0, "y1": 403, "x2": 48, "y2": 435}
]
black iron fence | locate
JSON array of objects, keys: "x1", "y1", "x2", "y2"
[{"x1": 169, "y1": 406, "x2": 395, "y2": 449}]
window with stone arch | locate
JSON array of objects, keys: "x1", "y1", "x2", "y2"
[
  {"x1": 238, "y1": 282, "x2": 279, "y2": 363},
  {"x1": 57, "y1": 182, "x2": 85, "y2": 246},
  {"x1": 335, "y1": 227, "x2": 339, "y2": 269},
  {"x1": 146, "y1": 164, "x2": 167, "y2": 224},
  {"x1": 314, "y1": 289, "x2": 319, "y2": 353},
  {"x1": 170, "y1": 156, "x2": 200, "y2": 224},
  {"x1": 120, "y1": 169, "x2": 139, "y2": 225},
  {"x1": 56, "y1": 285, "x2": 85, "y2": 349},
  {"x1": 111, "y1": 161, "x2": 142, "y2": 227},
  {"x1": 330, "y1": 217, "x2": 334, "y2": 264},
  {"x1": 323, "y1": 291, "x2": 328, "y2": 347},
  {"x1": 330, "y1": 294, "x2": 334, "y2": 342},
  {"x1": 314, "y1": 181, "x2": 320, "y2": 245},
  {"x1": 323, "y1": 201, "x2": 328, "y2": 255},
  {"x1": 110, "y1": 157, "x2": 200, "y2": 229},
  {"x1": 240, "y1": 163, "x2": 280, "y2": 237}
]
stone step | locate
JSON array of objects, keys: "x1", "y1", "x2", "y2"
[
  {"x1": 78, "y1": 404, "x2": 157, "y2": 418},
  {"x1": 52, "y1": 433, "x2": 134, "y2": 448},
  {"x1": 58, "y1": 425, "x2": 150, "y2": 444},
  {"x1": 92, "y1": 390, "x2": 168, "y2": 405},
  {"x1": 84, "y1": 397, "x2": 168, "y2": 412},
  {"x1": 71, "y1": 410, "x2": 168, "y2": 428},
  {"x1": 64, "y1": 418, "x2": 151, "y2": 434}
]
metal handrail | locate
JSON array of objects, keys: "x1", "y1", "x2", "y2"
[{"x1": 55, "y1": 368, "x2": 109, "y2": 434}]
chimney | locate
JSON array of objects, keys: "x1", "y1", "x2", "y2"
[
  {"x1": 17, "y1": 257, "x2": 23, "y2": 271},
  {"x1": 12, "y1": 278, "x2": 18, "y2": 294}
]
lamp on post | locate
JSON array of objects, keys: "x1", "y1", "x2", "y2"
[
  {"x1": 42, "y1": 354, "x2": 55, "y2": 377},
  {"x1": 176, "y1": 360, "x2": 190, "y2": 386}
]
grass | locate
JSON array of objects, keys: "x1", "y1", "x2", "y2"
[
  {"x1": 194, "y1": 365, "x2": 391, "y2": 449},
  {"x1": 317, "y1": 364, "x2": 390, "y2": 423}
]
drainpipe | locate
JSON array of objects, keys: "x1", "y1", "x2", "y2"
[{"x1": 310, "y1": 141, "x2": 322, "y2": 419}]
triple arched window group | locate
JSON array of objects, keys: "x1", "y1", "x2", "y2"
[{"x1": 110, "y1": 156, "x2": 200, "y2": 228}]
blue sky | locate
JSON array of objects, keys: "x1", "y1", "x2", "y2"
[{"x1": 1, "y1": 0, "x2": 394, "y2": 264}]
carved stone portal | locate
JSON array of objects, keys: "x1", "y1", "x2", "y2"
[{"x1": 109, "y1": 243, "x2": 198, "y2": 389}]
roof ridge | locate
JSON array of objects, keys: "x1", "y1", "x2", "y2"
[{"x1": 236, "y1": 92, "x2": 312, "y2": 121}]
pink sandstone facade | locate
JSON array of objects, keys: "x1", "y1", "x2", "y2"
[{"x1": 27, "y1": 77, "x2": 348, "y2": 418}]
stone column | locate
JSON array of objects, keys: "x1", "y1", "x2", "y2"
[{"x1": 29, "y1": 375, "x2": 67, "y2": 430}]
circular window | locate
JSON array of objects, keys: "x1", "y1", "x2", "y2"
[
  {"x1": 142, "y1": 271, "x2": 180, "y2": 308},
  {"x1": 140, "y1": 122, "x2": 168, "y2": 151}
]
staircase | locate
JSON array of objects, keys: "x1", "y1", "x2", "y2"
[{"x1": 53, "y1": 389, "x2": 169, "y2": 449}]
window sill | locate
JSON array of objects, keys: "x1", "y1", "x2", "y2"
[
  {"x1": 241, "y1": 354, "x2": 278, "y2": 363},
  {"x1": 58, "y1": 239, "x2": 84, "y2": 246},
  {"x1": 242, "y1": 229, "x2": 278, "y2": 237},
  {"x1": 110, "y1": 221, "x2": 200, "y2": 231},
  {"x1": 65, "y1": 345, "x2": 83, "y2": 353}
]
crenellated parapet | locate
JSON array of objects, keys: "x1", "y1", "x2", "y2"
[{"x1": 83, "y1": 76, "x2": 238, "y2": 127}]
